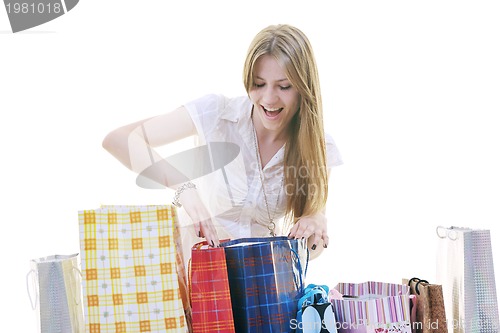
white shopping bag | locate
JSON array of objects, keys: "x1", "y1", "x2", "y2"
[
  {"x1": 436, "y1": 226, "x2": 500, "y2": 333},
  {"x1": 27, "y1": 253, "x2": 84, "y2": 333}
]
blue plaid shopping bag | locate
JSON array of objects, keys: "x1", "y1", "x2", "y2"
[{"x1": 221, "y1": 237, "x2": 308, "y2": 333}]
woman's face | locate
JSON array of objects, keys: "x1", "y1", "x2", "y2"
[{"x1": 249, "y1": 54, "x2": 300, "y2": 137}]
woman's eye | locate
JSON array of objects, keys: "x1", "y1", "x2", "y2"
[
  {"x1": 280, "y1": 86, "x2": 291, "y2": 90},
  {"x1": 254, "y1": 83, "x2": 265, "y2": 88}
]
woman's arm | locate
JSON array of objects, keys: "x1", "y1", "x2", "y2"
[
  {"x1": 102, "y1": 106, "x2": 196, "y2": 174},
  {"x1": 102, "y1": 106, "x2": 221, "y2": 246}
]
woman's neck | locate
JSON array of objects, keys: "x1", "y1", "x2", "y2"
[
  {"x1": 251, "y1": 112, "x2": 288, "y2": 168},
  {"x1": 251, "y1": 113, "x2": 288, "y2": 145}
]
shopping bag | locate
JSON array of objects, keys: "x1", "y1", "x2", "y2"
[
  {"x1": 190, "y1": 240, "x2": 235, "y2": 333},
  {"x1": 78, "y1": 205, "x2": 190, "y2": 333},
  {"x1": 295, "y1": 284, "x2": 338, "y2": 333},
  {"x1": 436, "y1": 226, "x2": 499, "y2": 333},
  {"x1": 26, "y1": 253, "x2": 84, "y2": 333},
  {"x1": 403, "y1": 277, "x2": 448, "y2": 333},
  {"x1": 330, "y1": 281, "x2": 412, "y2": 333},
  {"x1": 220, "y1": 236, "x2": 308, "y2": 333}
]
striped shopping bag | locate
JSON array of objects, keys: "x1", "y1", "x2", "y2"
[
  {"x1": 78, "y1": 205, "x2": 191, "y2": 333},
  {"x1": 190, "y1": 241, "x2": 235, "y2": 333},
  {"x1": 330, "y1": 281, "x2": 412, "y2": 333},
  {"x1": 220, "y1": 236, "x2": 308, "y2": 333}
]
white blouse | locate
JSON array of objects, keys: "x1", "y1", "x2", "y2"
[{"x1": 184, "y1": 94, "x2": 343, "y2": 239}]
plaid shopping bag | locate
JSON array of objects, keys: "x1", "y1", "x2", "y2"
[
  {"x1": 190, "y1": 241, "x2": 235, "y2": 333},
  {"x1": 220, "y1": 236, "x2": 308, "y2": 333},
  {"x1": 78, "y1": 205, "x2": 190, "y2": 333},
  {"x1": 330, "y1": 281, "x2": 412, "y2": 333}
]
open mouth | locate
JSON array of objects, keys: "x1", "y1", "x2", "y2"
[{"x1": 262, "y1": 106, "x2": 283, "y2": 118}]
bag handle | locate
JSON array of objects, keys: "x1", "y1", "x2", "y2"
[
  {"x1": 70, "y1": 265, "x2": 83, "y2": 305},
  {"x1": 407, "y1": 277, "x2": 420, "y2": 285},
  {"x1": 407, "y1": 277, "x2": 429, "y2": 295},
  {"x1": 26, "y1": 269, "x2": 38, "y2": 310},
  {"x1": 415, "y1": 279, "x2": 428, "y2": 295},
  {"x1": 302, "y1": 247, "x2": 309, "y2": 280},
  {"x1": 436, "y1": 226, "x2": 459, "y2": 240},
  {"x1": 187, "y1": 257, "x2": 192, "y2": 305},
  {"x1": 291, "y1": 245, "x2": 309, "y2": 293},
  {"x1": 290, "y1": 248, "x2": 303, "y2": 292},
  {"x1": 409, "y1": 294, "x2": 418, "y2": 325},
  {"x1": 192, "y1": 239, "x2": 231, "y2": 250}
]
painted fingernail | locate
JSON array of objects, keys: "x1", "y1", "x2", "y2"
[
  {"x1": 211, "y1": 240, "x2": 215, "y2": 247},
  {"x1": 311, "y1": 244, "x2": 317, "y2": 251},
  {"x1": 301, "y1": 237, "x2": 305, "y2": 240},
  {"x1": 324, "y1": 244, "x2": 328, "y2": 249},
  {"x1": 287, "y1": 232, "x2": 291, "y2": 238},
  {"x1": 198, "y1": 231, "x2": 201, "y2": 237}
]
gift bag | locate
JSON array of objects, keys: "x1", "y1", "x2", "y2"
[
  {"x1": 436, "y1": 226, "x2": 499, "y2": 333},
  {"x1": 190, "y1": 240, "x2": 235, "y2": 333},
  {"x1": 220, "y1": 236, "x2": 308, "y2": 333},
  {"x1": 403, "y1": 277, "x2": 448, "y2": 333},
  {"x1": 26, "y1": 253, "x2": 84, "y2": 333},
  {"x1": 79, "y1": 205, "x2": 190, "y2": 333},
  {"x1": 330, "y1": 281, "x2": 412, "y2": 333},
  {"x1": 295, "y1": 284, "x2": 338, "y2": 333}
]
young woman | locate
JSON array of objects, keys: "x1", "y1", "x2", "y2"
[{"x1": 102, "y1": 24, "x2": 342, "y2": 258}]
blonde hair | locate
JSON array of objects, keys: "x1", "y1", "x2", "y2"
[{"x1": 243, "y1": 24, "x2": 328, "y2": 224}]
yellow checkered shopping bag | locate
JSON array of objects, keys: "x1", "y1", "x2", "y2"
[{"x1": 78, "y1": 205, "x2": 191, "y2": 333}]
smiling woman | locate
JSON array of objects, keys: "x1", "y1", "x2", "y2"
[
  {"x1": 249, "y1": 54, "x2": 300, "y2": 159},
  {"x1": 102, "y1": 24, "x2": 343, "y2": 258},
  {"x1": 243, "y1": 25, "x2": 334, "y2": 240}
]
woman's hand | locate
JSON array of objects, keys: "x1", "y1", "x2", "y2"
[
  {"x1": 288, "y1": 212, "x2": 329, "y2": 253},
  {"x1": 178, "y1": 188, "x2": 220, "y2": 247}
]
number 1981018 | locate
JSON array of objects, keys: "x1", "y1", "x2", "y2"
[{"x1": 6, "y1": 2, "x2": 62, "y2": 14}]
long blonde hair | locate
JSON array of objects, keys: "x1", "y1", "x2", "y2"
[{"x1": 243, "y1": 24, "x2": 328, "y2": 223}]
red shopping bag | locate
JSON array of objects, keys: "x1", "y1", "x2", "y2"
[{"x1": 190, "y1": 241, "x2": 235, "y2": 333}]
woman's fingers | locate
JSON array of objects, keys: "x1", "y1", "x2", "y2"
[
  {"x1": 287, "y1": 214, "x2": 329, "y2": 251},
  {"x1": 322, "y1": 232, "x2": 329, "y2": 248},
  {"x1": 199, "y1": 219, "x2": 220, "y2": 247},
  {"x1": 195, "y1": 224, "x2": 204, "y2": 238},
  {"x1": 179, "y1": 188, "x2": 220, "y2": 246},
  {"x1": 193, "y1": 218, "x2": 219, "y2": 246},
  {"x1": 289, "y1": 219, "x2": 315, "y2": 240}
]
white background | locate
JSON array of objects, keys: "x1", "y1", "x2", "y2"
[{"x1": 1, "y1": 1, "x2": 499, "y2": 331}]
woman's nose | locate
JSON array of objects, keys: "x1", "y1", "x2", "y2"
[{"x1": 262, "y1": 86, "x2": 278, "y2": 105}]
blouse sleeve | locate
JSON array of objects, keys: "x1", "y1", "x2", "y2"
[
  {"x1": 183, "y1": 94, "x2": 225, "y2": 143},
  {"x1": 325, "y1": 133, "x2": 343, "y2": 168}
]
